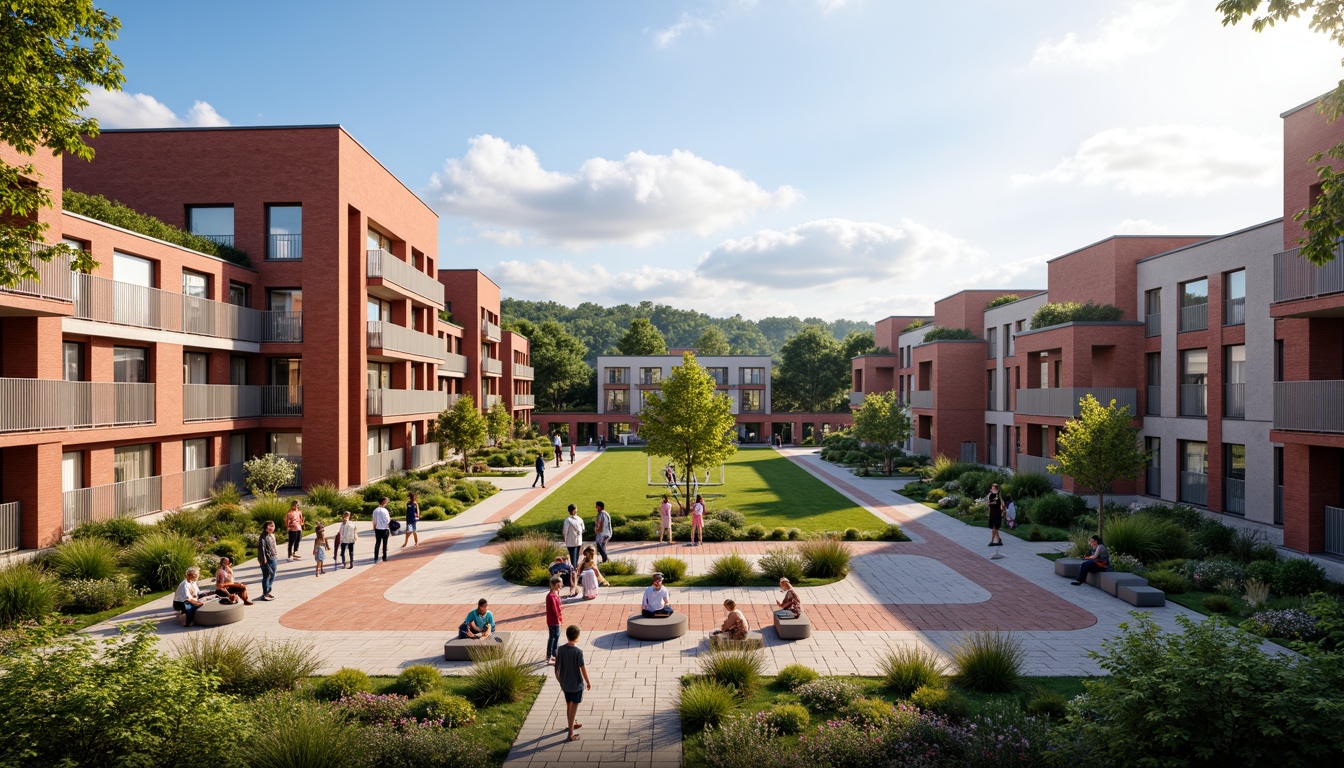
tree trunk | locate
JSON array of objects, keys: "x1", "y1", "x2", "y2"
[{"x1": 1096, "y1": 491, "x2": 1105, "y2": 538}]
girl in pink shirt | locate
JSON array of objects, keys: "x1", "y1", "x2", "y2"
[{"x1": 690, "y1": 494, "x2": 705, "y2": 547}]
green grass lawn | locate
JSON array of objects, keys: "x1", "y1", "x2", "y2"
[
  {"x1": 516, "y1": 448, "x2": 887, "y2": 532},
  {"x1": 921, "y1": 501, "x2": 1071, "y2": 542}
]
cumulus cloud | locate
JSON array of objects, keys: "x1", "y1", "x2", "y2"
[
  {"x1": 818, "y1": 0, "x2": 857, "y2": 14},
  {"x1": 653, "y1": 13, "x2": 714, "y2": 47},
  {"x1": 1029, "y1": 1, "x2": 1184, "y2": 69},
  {"x1": 427, "y1": 135, "x2": 799, "y2": 247},
  {"x1": 1010, "y1": 125, "x2": 1278, "y2": 196},
  {"x1": 696, "y1": 218, "x2": 984, "y2": 289},
  {"x1": 84, "y1": 87, "x2": 230, "y2": 129}
]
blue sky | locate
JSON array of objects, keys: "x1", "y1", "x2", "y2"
[{"x1": 89, "y1": 0, "x2": 1343, "y2": 321}]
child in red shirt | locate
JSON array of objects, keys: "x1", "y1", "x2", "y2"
[{"x1": 545, "y1": 576, "x2": 563, "y2": 664}]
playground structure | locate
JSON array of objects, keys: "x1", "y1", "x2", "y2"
[{"x1": 646, "y1": 456, "x2": 725, "y2": 508}]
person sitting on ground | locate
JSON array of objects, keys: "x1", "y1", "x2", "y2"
[
  {"x1": 549, "y1": 555, "x2": 578, "y2": 598},
  {"x1": 214, "y1": 558, "x2": 253, "y2": 605},
  {"x1": 776, "y1": 577, "x2": 801, "y2": 619},
  {"x1": 578, "y1": 547, "x2": 609, "y2": 600},
  {"x1": 640, "y1": 572, "x2": 673, "y2": 618},
  {"x1": 173, "y1": 566, "x2": 206, "y2": 627},
  {"x1": 1071, "y1": 535, "x2": 1110, "y2": 586},
  {"x1": 710, "y1": 598, "x2": 749, "y2": 642},
  {"x1": 458, "y1": 598, "x2": 496, "y2": 639}
]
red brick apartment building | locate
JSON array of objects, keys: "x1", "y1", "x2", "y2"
[
  {"x1": 849, "y1": 95, "x2": 1344, "y2": 568},
  {"x1": 0, "y1": 126, "x2": 529, "y2": 553}
]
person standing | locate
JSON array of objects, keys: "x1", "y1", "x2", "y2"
[
  {"x1": 336, "y1": 511, "x2": 358, "y2": 569},
  {"x1": 553, "y1": 432, "x2": 563, "y2": 468},
  {"x1": 372, "y1": 497, "x2": 391, "y2": 563},
  {"x1": 533, "y1": 454, "x2": 546, "y2": 488},
  {"x1": 569, "y1": 443, "x2": 575, "y2": 464},
  {"x1": 545, "y1": 576, "x2": 564, "y2": 664},
  {"x1": 555, "y1": 624, "x2": 591, "y2": 742},
  {"x1": 259, "y1": 521, "x2": 279, "y2": 601},
  {"x1": 689, "y1": 495, "x2": 705, "y2": 547},
  {"x1": 658, "y1": 494, "x2": 674, "y2": 544},
  {"x1": 985, "y1": 483, "x2": 1008, "y2": 547},
  {"x1": 402, "y1": 492, "x2": 420, "y2": 548},
  {"x1": 312, "y1": 524, "x2": 328, "y2": 577},
  {"x1": 284, "y1": 500, "x2": 304, "y2": 560},
  {"x1": 562, "y1": 504, "x2": 585, "y2": 568},
  {"x1": 593, "y1": 501, "x2": 612, "y2": 563}
]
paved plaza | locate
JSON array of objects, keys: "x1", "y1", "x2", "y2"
[{"x1": 88, "y1": 446, "x2": 1205, "y2": 767}]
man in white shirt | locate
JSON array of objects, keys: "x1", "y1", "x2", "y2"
[
  {"x1": 593, "y1": 501, "x2": 612, "y2": 563},
  {"x1": 641, "y1": 573, "x2": 673, "y2": 618},
  {"x1": 562, "y1": 503, "x2": 585, "y2": 568},
  {"x1": 372, "y1": 497, "x2": 392, "y2": 563},
  {"x1": 553, "y1": 432, "x2": 563, "y2": 468}
]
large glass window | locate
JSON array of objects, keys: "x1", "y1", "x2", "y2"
[
  {"x1": 230, "y1": 356, "x2": 247, "y2": 386},
  {"x1": 1145, "y1": 437, "x2": 1161, "y2": 496},
  {"x1": 113, "y1": 444, "x2": 154, "y2": 483},
  {"x1": 742, "y1": 390, "x2": 763, "y2": 412},
  {"x1": 183, "y1": 439, "x2": 209, "y2": 472},
  {"x1": 367, "y1": 297, "x2": 392, "y2": 322},
  {"x1": 266, "y1": 205, "x2": 302, "y2": 260},
  {"x1": 367, "y1": 362, "x2": 391, "y2": 390},
  {"x1": 741, "y1": 367, "x2": 764, "y2": 385},
  {"x1": 1179, "y1": 278, "x2": 1209, "y2": 332},
  {"x1": 269, "y1": 432, "x2": 302, "y2": 457},
  {"x1": 1224, "y1": 345, "x2": 1246, "y2": 419},
  {"x1": 228, "y1": 282, "x2": 249, "y2": 307},
  {"x1": 1146, "y1": 352, "x2": 1161, "y2": 416},
  {"x1": 187, "y1": 206, "x2": 234, "y2": 246},
  {"x1": 1180, "y1": 348, "x2": 1207, "y2": 417},
  {"x1": 707, "y1": 367, "x2": 728, "y2": 385},
  {"x1": 605, "y1": 367, "x2": 628, "y2": 384},
  {"x1": 183, "y1": 352, "x2": 209, "y2": 384},
  {"x1": 113, "y1": 346, "x2": 148, "y2": 383},
  {"x1": 269, "y1": 358, "x2": 301, "y2": 387},
  {"x1": 63, "y1": 341, "x2": 85, "y2": 382},
  {"x1": 1182, "y1": 441, "x2": 1208, "y2": 474},
  {"x1": 181, "y1": 270, "x2": 209, "y2": 299},
  {"x1": 269, "y1": 289, "x2": 302, "y2": 313},
  {"x1": 639, "y1": 367, "x2": 662, "y2": 385},
  {"x1": 1179, "y1": 440, "x2": 1209, "y2": 506},
  {"x1": 367, "y1": 427, "x2": 392, "y2": 455},
  {"x1": 605, "y1": 390, "x2": 628, "y2": 412},
  {"x1": 113, "y1": 251, "x2": 154, "y2": 287},
  {"x1": 1224, "y1": 270, "x2": 1246, "y2": 325},
  {"x1": 367, "y1": 228, "x2": 393, "y2": 252}
]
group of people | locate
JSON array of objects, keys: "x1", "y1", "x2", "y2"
[{"x1": 657, "y1": 492, "x2": 707, "y2": 546}]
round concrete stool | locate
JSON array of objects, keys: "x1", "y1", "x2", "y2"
[
  {"x1": 626, "y1": 612, "x2": 688, "y2": 641},
  {"x1": 193, "y1": 599, "x2": 245, "y2": 627}
]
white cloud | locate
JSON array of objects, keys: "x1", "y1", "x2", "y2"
[
  {"x1": 427, "y1": 135, "x2": 799, "y2": 247},
  {"x1": 1010, "y1": 125, "x2": 1278, "y2": 196},
  {"x1": 1029, "y1": 1, "x2": 1185, "y2": 69},
  {"x1": 1113, "y1": 218, "x2": 1169, "y2": 235},
  {"x1": 818, "y1": 0, "x2": 857, "y2": 14},
  {"x1": 84, "y1": 87, "x2": 230, "y2": 128},
  {"x1": 478, "y1": 229, "x2": 525, "y2": 247},
  {"x1": 653, "y1": 13, "x2": 713, "y2": 47}
]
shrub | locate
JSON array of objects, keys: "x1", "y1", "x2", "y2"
[
  {"x1": 208, "y1": 536, "x2": 248, "y2": 565},
  {"x1": 1030, "y1": 300, "x2": 1124, "y2": 329},
  {"x1": 878, "y1": 644, "x2": 947, "y2": 696},
  {"x1": 48, "y1": 537, "x2": 119, "y2": 580},
  {"x1": 306, "y1": 481, "x2": 358, "y2": 513},
  {"x1": 1185, "y1": 559, "x2": 1246, "y2": 591},
  {"x1": 786, "y1": 528, "x2": 802, "y2": 540},
  {"x1": 795, "y1": 678, "x2": 861, "y2": 712},
  {"x1": 336, "y1": 691, "x2": 411, "y2": 724},
  {"x1": 1243, "y1": 608, "x2": 1320, "y2": 641},
  {"x1": 929, "y1": 456, "x2": 976, "y2": 482},
  {"x1": 421, "y1": 506, "x2": 448, "y2": 521},
  {"x1": 396, "y1": 664, "x2": 442, "y2": 696},
  {"x1": 313, "y1": 667, "x2": 373, "y2": 701},
  {"x1": 0, "y1": 563, "x2": 62, "y2": 625},
  {"x1": 498, "y1": 534, "x2": 564, "y2": 581},
  {"x1": 495, "y1": 518, "x2": 526, "y2": 540},
  {"x1": 651, "y1": 556, "x2": 688, "y2": 583},
  {"x1": 1104, "y1": 514, "x2": 1188, "y2": 563},
  {"x1": 921, "y1": 325, "x2": 976, "y2": 340},
  {"x1": 842, "y1": 527, "x2": 860, "y2": 540},
  {"x1": 248, "y1": 497, "x2": 290, "y2": 531},
  {"x1": 1274, "y1": 557, "x2": 1328, "y2": 596},
  {"x1": 603, "y1": 557, "x2": 640, "y2": 576},
  {"x1": 407, "y1": 691, "x2": 477, "y2": 727},
  {"x1": 951, "y1": 631, "x2": 1023, "y2": 693},
  {"x1": 1194, "y1": 519, "x2": 1237, "y2": 557},
  {"x1": 769, "y1": 527, "x2": 787, "y2": 540},
  {"x1": 755, "y1": 548, "x2": 805, "y2": 583},
  {"x1": 678, "y1": 680, "x2": 737, "y2": 732},
  {"x1": 63, "y1": 190, "x2": 250, "y2": 265},
  {"x1": 775, "y1": 663, "x2": 820, "y2": 691},
  {"x1": 362, "y1": 481, "x2": 400, "y2": 503},
  {"x1": 177, "y1": 632, "x2": 323, "y2": 696},
  {"x1": 1108, "y1": 553, "x2": 1143, "y2": 573},
  {"x1": 1143, "y1": 569, "x2": 1188, "y2": 594},
  {"x1": 244, "y1": 453, "x2": 297, "y2": 496},
  {"x1": 798, "y1": 536, "x2": 852, "y2": 578},
  {"x1": 766, "y1": 702, "x2": 811, "y2": 734},
  {"x1": 1245, "y1": 559, "x2": 1277, "y2": 586},
  {"x1": 926, "y1": 488, "x2": 947, "y2": 502},
  {"x1": 847, "y1": 697, "x2": 900, "y2": 728},
  {"x1": 711, "y1": 509, "x2": 747, "y2": 528},
  {"x1": 207, "y1": 481, "x2": 243, "y2": 506},
  {"x1": 744, "y1": 524, "x2": 767, "y2": 540},
  {"x1": 157, "y1": 507, "x2": 215, "y2": 540},
  {"x1": 64, "y1": 576, "x2": 141, "y2": 612},
  {"x1": 1024, "y1": 689, "x2": 1069, "y2": 719},
  {"x1": 699, "y1": 646, "x2": 765, "y2": 695},
  {"x1": 71, "y1": 516, "x2": 147, "y2": 547},
  {"x1": 463, "y1": 642, "x2": 530, "y2": 706},
  {"x1": 1203, "y1": 594, "x2": 1233, "y2": 613},
  {"x1": 880, "y1": 523, "x2": 910, "y2": 541},
  {"x1": 703, "y1": 520, "x2": 736, "y2": 542},
  {"x1": 909, "y1": 683, "x2": 968, "y2": 719},
  {"x1": 1031, "y1": 493, "x2": 1086, "y2": 528},
  {"x1": 614, "y1": 520, "x2": 658, "y2": 540},
  {"x1": 957, "y1": 470, "x2": 1010, "y2": 500},
  {"x1": 122, "y1": 532, "x2": 198, "y2": 591},
  {"x1": 707, "y1": 553, "x2": 754, "y2": 586},
  {"x1": 249, "y1": 694, "x2": 365, "y2": 768},
  {"x1": 364, "y1": 718, "x2": 491, "y2": 768}
]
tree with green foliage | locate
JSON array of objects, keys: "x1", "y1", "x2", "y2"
[
  {"x1": 486, "y1": 400, "x2": 512, "y2": 445},
  {"x1": 1049, "y1": 394, "x2": 1148, "y2": 536},
  {"x1": 1, "y1": 0, "x2": 122, "y2": 287},
  {"x1": 638, "y1": 352, "x2": 737, "y2": 511},
  {"x1": 841, "y1": 329, "x2": 876, "y2": 360},
  {"x1": 694, "y1": 325, "x2": 730, "y2": 356},
  {"x1": 505, "y1": 317, "x2": 591, "y2": 411},
  {"x1": 774, "y1": 325, "x2": 848, "y2": 412},
  {"x1": 986, "y1": 294, "x2": 1019, "y2": 309},
  {"x1": 429, "y1": 395, "x2": 488, "y2": 471},
  {"x1": 616, "y1": 317, "x2": 668, "y2": 355},
  {"x1": 851, "y1": 391, "x2": 912, "y2": 475},
  {"x1": 244, "y1": 453, "x2": 296, "y2": 496}
]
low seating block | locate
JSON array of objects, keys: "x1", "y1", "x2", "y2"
[
  {"x1": 773, "y1": 611, "x2": 812, "y2": 640},
  {"x1": 626, "y1": 612, "x2": 689, "y2": 641},
  {"x1": 1054, "y1": 559, "x2": 1084, "y2": 579},
  {"x1": 444, "y1": 632, "x2": 512, "y2": 661},
  {"x1": 1099, "y1": 572, "x2": 1148, "y2": 597},
  {"x1": 709, "y1": 630, "x2": 765, "y2": 650},
  {"x1": 1084, "y1": 569, "x2": 1102, "y2": 587},
  {"x1": 193, "y1": 598, "x2": 245, "y2": 627},
  {"x1": 1118, "y1": 585, "x2": 1166, "y2": 607}
]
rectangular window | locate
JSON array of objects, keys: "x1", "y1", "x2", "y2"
[
  {"x1": 1179, "y1": 278, "x2": 1209, "y2": 332},
  {"x1": 113, "y1": 346, "x2": 148, "y2": 383},
  {"x1": 183, "y1": 352, "x2": 209, "y2": 384},
  {"x1": 186, "y1": 205, "x2": 234, "y2": 246},
  {"x1": 183, "y1": 438, "x2": 209, "y2": 472},
  {"x1": 1145, "y1": 437, "x2": 1161, "y2": 496},
  {"x1": 1180, "y1": 348, "x2": 1207, "y2": 417},
  {"x1": 605, "y1": 389, "x2": 629, "y2": 412},
  {"x1": 1224, "y1": 270, "x2": 1246, "y2": 326},
  {"x1": 63, "y1": 341, "x2": 85, "y2": 382},
  {"x1": 113, "y1": 444, "x2": 154, "y2": 483},
  {"x1": 741, "y1": 390, "x2": 763, "y2": 412},
  {"x1": 268, "y1": 289, "x2": 302, "y2": 313},
  {"x1": 269, "y1": 358, "x2": 301, "y2": 387},
  {"x1": 367, "y1": 228, "x2": 393, "y2": 252},
  {"x1": 269, "y1": 432, "x2": 302, "y2": 457},
  {"x1": 987, "y1": 425, "x2": 997, "y2": 465},
  {"x1": 181, "y1": 270, "x2": 209, "y2": 299},
  {"x1": 605, "y1": 367, "x2": 628, "y2": 384},
  {"x1": 62, "y1": 451, "x2": 84, "y2": 493},
  {"x1": 1146, "y1": 352, "x2": 1161, "y2": 416},
  {"x1": 1179, "y1": 440, "x2": 1209, "y2": 505},
  {"x1": 1224, "y1": 345, "x2": 1246, "y2": 419},
  {"x1": 230, "y1": 356, "x2": 247, "y2": 386},
  {"x1": 1039, "y1": 356, "x2": 1050, "y2": 389},
  {"x1": 367, "y1": 296, "x2": 392, "y2": 323},
  {"x1": 367, "y1": 427, "x2": 392, "y2": 455},
  {"x1": 639, "y1": 367, "x2": 661, "y2": 385},
  {"x1": 1275, "y1": 339, "x2": 1284, "y2": 382},
  {"x1": 987, "y1": 369, "x2": 996, "y2": 410},
  {"x1": 1224, "y1": 443, "x2": 1247, "y2": 515},
  {"x1": 367, "y1": 362, "x2": 391, "y2": 390},
  {"x1": 1004, "y1": 323, "x2": 1013, "y2": 356},
  {"x1": 741, "y1": 367, "x2": 764, "y2": 385},
  {"x1": 266, "y1": 205, "x2": 302, "y2": 260},
  {"x1": 1144, "y1": 288, "x2": 1162, "y2": 336},
  {"x1": 707, "y1": 367, "x2": 728, "y2": 385},
  {"x1": 228, "y1": 282, "x2": 248, "y2": 307},
  {"x1": 113, "y1": 251, "x2": 154, "y2": 288},
  {"x1": 230, "y1": 434, "x2": 247, "y2": 465}
]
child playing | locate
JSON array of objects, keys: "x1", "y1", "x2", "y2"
[{"x1": 313, "y1": 524, "x2": 328, "y2": 576}]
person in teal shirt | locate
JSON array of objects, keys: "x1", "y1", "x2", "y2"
[{"x1": 458, "y1": 598, "x2": 495, "y2": 639}]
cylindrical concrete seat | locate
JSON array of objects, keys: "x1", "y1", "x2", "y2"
[
  {"x1": 626, "y1": 612, "x2": 688, "y2": 641},
  {"x1": 193, "y1": 598, "x2": 245, "y2": 627},
  {"x1": 444, "y1": 632, "x2": 512, "y2": 661}
]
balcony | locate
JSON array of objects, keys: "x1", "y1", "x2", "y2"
[
  {"x1": 1015, "y1": 387, "x2": 1138, "y2": 419},
  {"x1": 367, "y1": 447, "x2": 406, "y2": 480},
  {"x1": 181, "y1": 463, "x2": 244, "y2": 505},
  {"x1": 367, "y1": 388, "x2": 445, "y2": 417},
  {"x1": 63, "y1": 475, "x2": 162, "y2": 532},
  {"x1": 1327, "y1": 505, "x2": 1344, "y2": 556},
  {"x1": 1146, "y1": 385, "x2": 1161, "y2": 416},
  {"x1": 0, "y1": 501, "x2": 19, "y2": 554},
  {"x1": 1273, "y1": 245, "x2": 1344, "y2": 302},
  {"x1": 0, "y1": 379, "x2": 154, "y2": 433},
  {"x1": 514, "y1": 393, "x2": 535, "y2": 407},
  {"x1": 1179, "y1": 384, "x2": 1207, "y2": 417},
  {"x1": 267, "y1": 233, "x2": 302, "y2": 260},
  {"x1": 408, "y1": 442, "x2": 441, "y2": 470},
  {"x1": 182, "y1": 384, "x2": 303, "y2": 420},
  {"x1": 1, "y1": 242, "x2": 74, "y2": 303},
  {"x1": 1145, "y1": 312, "x2": 1162, "y2": 338},
  {"x1": 262, "y1": 311, "x2": 303, "y2": 342},
  {"x1": 910, "y1": 390, "x2": 935, "y2": 409},
  {"x1": 197, "y1": 234, "x2": 234, "y2": 248},
  {"x1": 513, "y1": 363, "x2": 534, "y2": 379},
  {"x1": 445, "y1": 393, "x2": 461, "y2": 408},
  {"x1": 484, "y1": 394, "x2": 502, "y2": 409},
  {"x1": 1178, "y1": 302, "x2": 1208, "y2": 332},
  {"x1": 849, "y1": 391, "x2": 865, "y2": 408},
  {"x1": 481, "y1": 319, "x2": 502, "y2": 342},
  {"x1": 74, "y1": 274, "x2": 270, "y2": 342},
  {"x1": 1224, "y1": 297, "x2": 1246, "y2": 326},
  {"x1": 439, "y1": 352, "x2": 469, "y2": 376},
  {"x1": 482, "y1": 357, "x2": 503, "y2": 377},
  {"x1": 367, "y1": 321, "x2": 443, "y2": 359},
  {"x1": 911, "y1": 437, "x2": 931, "y2": 456},
  {"x1": 1224, "y1": 383, "x2": 1245, "y2": 419},
  {"x1": 1274, "y1": 380, "x2": 1344, "y2": 432},
  {"x1": 1017, "y1": 454, "x2": 1063, "y2": 487},
  {"x1": 1179, "y1": 471, "x2": 1208, "y2": 506},
  {"x1": 1224, "y1": 477, "x2": 1245, "y2": 516},
  {"x1": 366, "y1": 249, "x2": 443, "y2": 305}
]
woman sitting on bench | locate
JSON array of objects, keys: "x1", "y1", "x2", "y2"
[
  {"x1": 776, "y1": 577, "x2": 801, "y2": 618},
  {"x1": 710, "y1": 599, "x2": 749, "y2": 641},
  {"x1": 1071, "y1": 536, "x2": 1110, "y2": 586}
]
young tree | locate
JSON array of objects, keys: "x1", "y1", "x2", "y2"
[
  {"x1": 638, "y1": 352, "x2": 737, "y2": 511},
  {"x1": 1049, "y1": 394, "x2": 1149, "y2": 536},
  {"x1": 851, "y1": 391, "x2": 912, "y2": 475},
  {"x1": 243, "y1": 453, "x2": 296, "y2": 496},
  {"x1": 694, "y1": 326, "x2": 730, "y2": 356},
  {"x1": 774, "y1": 325, "x2": 848, "y2": 412},
  {"x1": 1, "y1": 1, "x2": 122, "y2": 287},
  {"x1": 429, "y1": 395, "x2": 488, "y2": 471},
  {"x1": 486, "y1": 400, "x2": 513, "y2": 445},
  {"x1": 616, "y1": 317, "x2": 668, "y2": 355}
]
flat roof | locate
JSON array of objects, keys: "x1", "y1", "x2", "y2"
[
  {"x1": 1045, "y1": 234, "x2": 1215, "y2": 264},
  {"x1": 1134, "y1": 218, "x2": 1283, "y2": 264},
  {"x1": 1281, "y1": 92, "x2": 1328, "y2": 119}
]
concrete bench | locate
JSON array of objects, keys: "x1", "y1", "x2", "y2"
[
  {"x1": 1054, "y1": 559, "x2": 1084, "y2": 579},
  {"x1": 1118, "y1": 585, "x2": 1166, "y2": 607},
  {"x1": 772, "y1": 611, "x2": 812, "y2": 640},
  {"x1": 1099, "y1": 572, "x2": 1148, "y2": 597},
  {"x1": 709, "y1": 630, "x2": 765, "y2": 650},
  {"x1": 626, "y1": 612, "x2": 688, "y2": 641},
  {"x1": 193, "y1": 598, "x2": 245, "y2": 627},
  {"x1": 443, "y1": 632, "x2": 512, "y2": 661}
]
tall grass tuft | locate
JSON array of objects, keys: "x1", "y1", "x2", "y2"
[
  {"x1": 122, "y1": 532, "x2": 198, "y2": 591},
  {"x1": 698, "y1": 646, "x2": 765, "y2": 696},
  {"x1": 951, "y1": 630, "x2": 1024, "y2": 693},
  {"x1": 70, "y1": 516, "x2": 147, "y2": 547},
  {"x1": 464, "y1": 642, "x2": 532, "y2": 706},
  {"x1": 651, "y1": 556, "x2": 688, "y2": 583},
  {"x1": 755, "y1": 547, "x2": 805, "y2": 583},
  {"x1": 706, "y1": 553, "x2": 754, "y2": 586},
  {"x1": 207, "y1": 481, "x2": 243, "y2": 507},
  {"x1": 678, "y1": 680, "x2": 737, "y2": 732},
  {"x1": 249, "y1": 694, "x2": 365, "y2": 768},
  {"x1": 798, "y1": 536, "x2": 852, "y2": 578},
  {"x1": 248, "y1": 497, "x2": 290, "y2": 531},
  {"x1": 48, "y1": 538, "x2": 119, "y2": 580},
  {"x1": 877, "y1": 644, "x2": 947, "y2": 696},
  {"x1": 156, "y1": 507, "x2": 215, "y2": 540},
  {"x1": 177, "y1": 633, "x2": 323, "y2": 696},
  {"x1": 497, "y1": 534, "x2": 565, "y2": 581},
  {"x1": 0, "y1": 563, "x2": 62, "y2": 626},
  {"x1": 603, "y1": 557, "x2": 640, "y2": 576},
  {"x1": 1103, "y1": 514, "x2": 1187, "y2": 563}
]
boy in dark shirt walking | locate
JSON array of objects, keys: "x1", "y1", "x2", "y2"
[{"x1": 554, "y1": 624, "x2": 591, "y2": 742}]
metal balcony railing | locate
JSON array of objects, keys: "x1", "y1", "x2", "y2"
[
  {"x1": 513, "y1": 363, "x2": 534, "y2": 379},
  {"x1": 197, "y1": 234, "x2": 234, "y2": 247},
  {"x1": 181, "y1": 463, "x2": 245, "y2": 505},
  {"x1": 514, "y1": 393, "x2": 535, "y2": 407},
  {"x1": 262, "y1": 311, "x2": 303, "y2": 342},
  {"x1": 1179, "y1": 471, "x2": 1208, "y2": 506},
  {"x1": 1178, "y1": 302, "x2": 1208, "y2": 332},
  {"x1": 910, "y1": 390, "x2": 935, "y2": 409},
  {"x1": 439, "y1": 352, "x2": 469, "y2": 376},
  {"x1": 1224, "y1": 297, "x2": 1246, "y2": 326},
  {"x1": 1326, "y1": 506, "x2": 1344, "y2": 556},
  {"x1": 1017, "y1": 454, "x2": 1063, "y2": 487},
  {"x1": 367, "y1": 249, "x2": 443, "y2": 305},
  {"x1": 1224, "y1": 383, "x2": 1246, "y2": 419},
  {"x1": 484, "y1": 394, "x2": 502, "y2": 409},
  {"x1": 849, "y1": 391, "x2": 865, "y2": 408},
  {"x1": 1274, "y1": 380, "x2": 1344, "y2": 432},
  {"x1": 1146, "y1": 385, "x2": 1161, "y2": 416},
  {"x1": 1144, "y1": 312, "x2": 1162, "y2": 338},
  {"x1": 1274, "y1": 245, "x2": 1344, "y2": 302},
  {"x1": 481, "y1": 319, "x2": 502, "y2": 342},
  {"x1": 367, "y1": 388, "x2": 445, "y2": 417},
  {"x1": 262, "y1": 385, "x2": 304, "y2": 416},
  {"x1": 63, "y1": 475, "x2": 162, "y2": 532},
  {"x1": 911, "y1": 437, "x2": 932, "y2": 456},
  {"x1": 1224, "y1": 477, "x2": 1246, "y2": 516},
  {"x1": 0, "y1": 379, "x2": 154, "y2": 433},
  {"x1": 267, "y1": 233, "x2": 302, "y2": 260},
  {"x1": 73, "y1": 274, "x2": 272, "y2": 342},
  {"x1": 482, "y1": 357, "x2": 503, "y2": 376},
  {"x1": 409, "y1": 443, "x2": 441, "y2": 470},
  {"x1": 184, "y1": 384, "x2": 261, "y2": 421},
  {"x1": 1179, "y1": 384, "x2": 1207, "y2": 417},
  {"x1": 367, "y1": 448, "x2": 406, "y2": 480},
  {"x1": 1015, "y1": 387, "x2": 1138, "y2": 418},
  {"x1": 367, "y1": 321, "x2": 443, "y2": 359},
  {"x1": 0, "y1": 501, "x2": 19, "y2": 554},
  {"x1": 1, "y1": 242, "x2": 74, "y2": 303}
]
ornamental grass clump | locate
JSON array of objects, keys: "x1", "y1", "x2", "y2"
[
  {"x1": 797, "y1": 536, "x2": 851, "y2": 578},
  {"x1": 755, "y1": 548, "x2": 805, "y2": 583},
  {"x1": 678, "y1": 680, "x2": 737, "y2": 732},
  {"x1": 877, "y1": 644, "x2": 947, "y2": 696},
  {"x1": 498, "y1": 533, "x2": 564, "y2": 581},
  {"x1": 47, "y1": 537, "x2": 119, "y2": 580},
  {"x1": 951, "y1": 630, "x2": 1024, "y2": 693},
  {"x1": 0, "y1": 563, "x2": 62, "y2": 626},
  {"x1": 122, "y1": 532, "x2": 198, "y2": 591},
  {"x1": 249, "y1": 695, "x2": 365, "y2": 768},
  {"x1": 463, "y1": 643, "x2": 531, "y2": 706},
  {"x1": 706, "y1": 552, "x2": 754, "y2": 586},
  {"x1": 698, "y1": 646, "x2": 765, "y2": 696}
]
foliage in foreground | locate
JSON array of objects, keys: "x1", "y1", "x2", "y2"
[{"x1": 176, "y1": 632, "x2": 324, "y2": 696}]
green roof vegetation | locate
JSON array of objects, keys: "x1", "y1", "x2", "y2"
[{"x1": 63, "y1": 190, "x2": 251, "y2": 267}]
